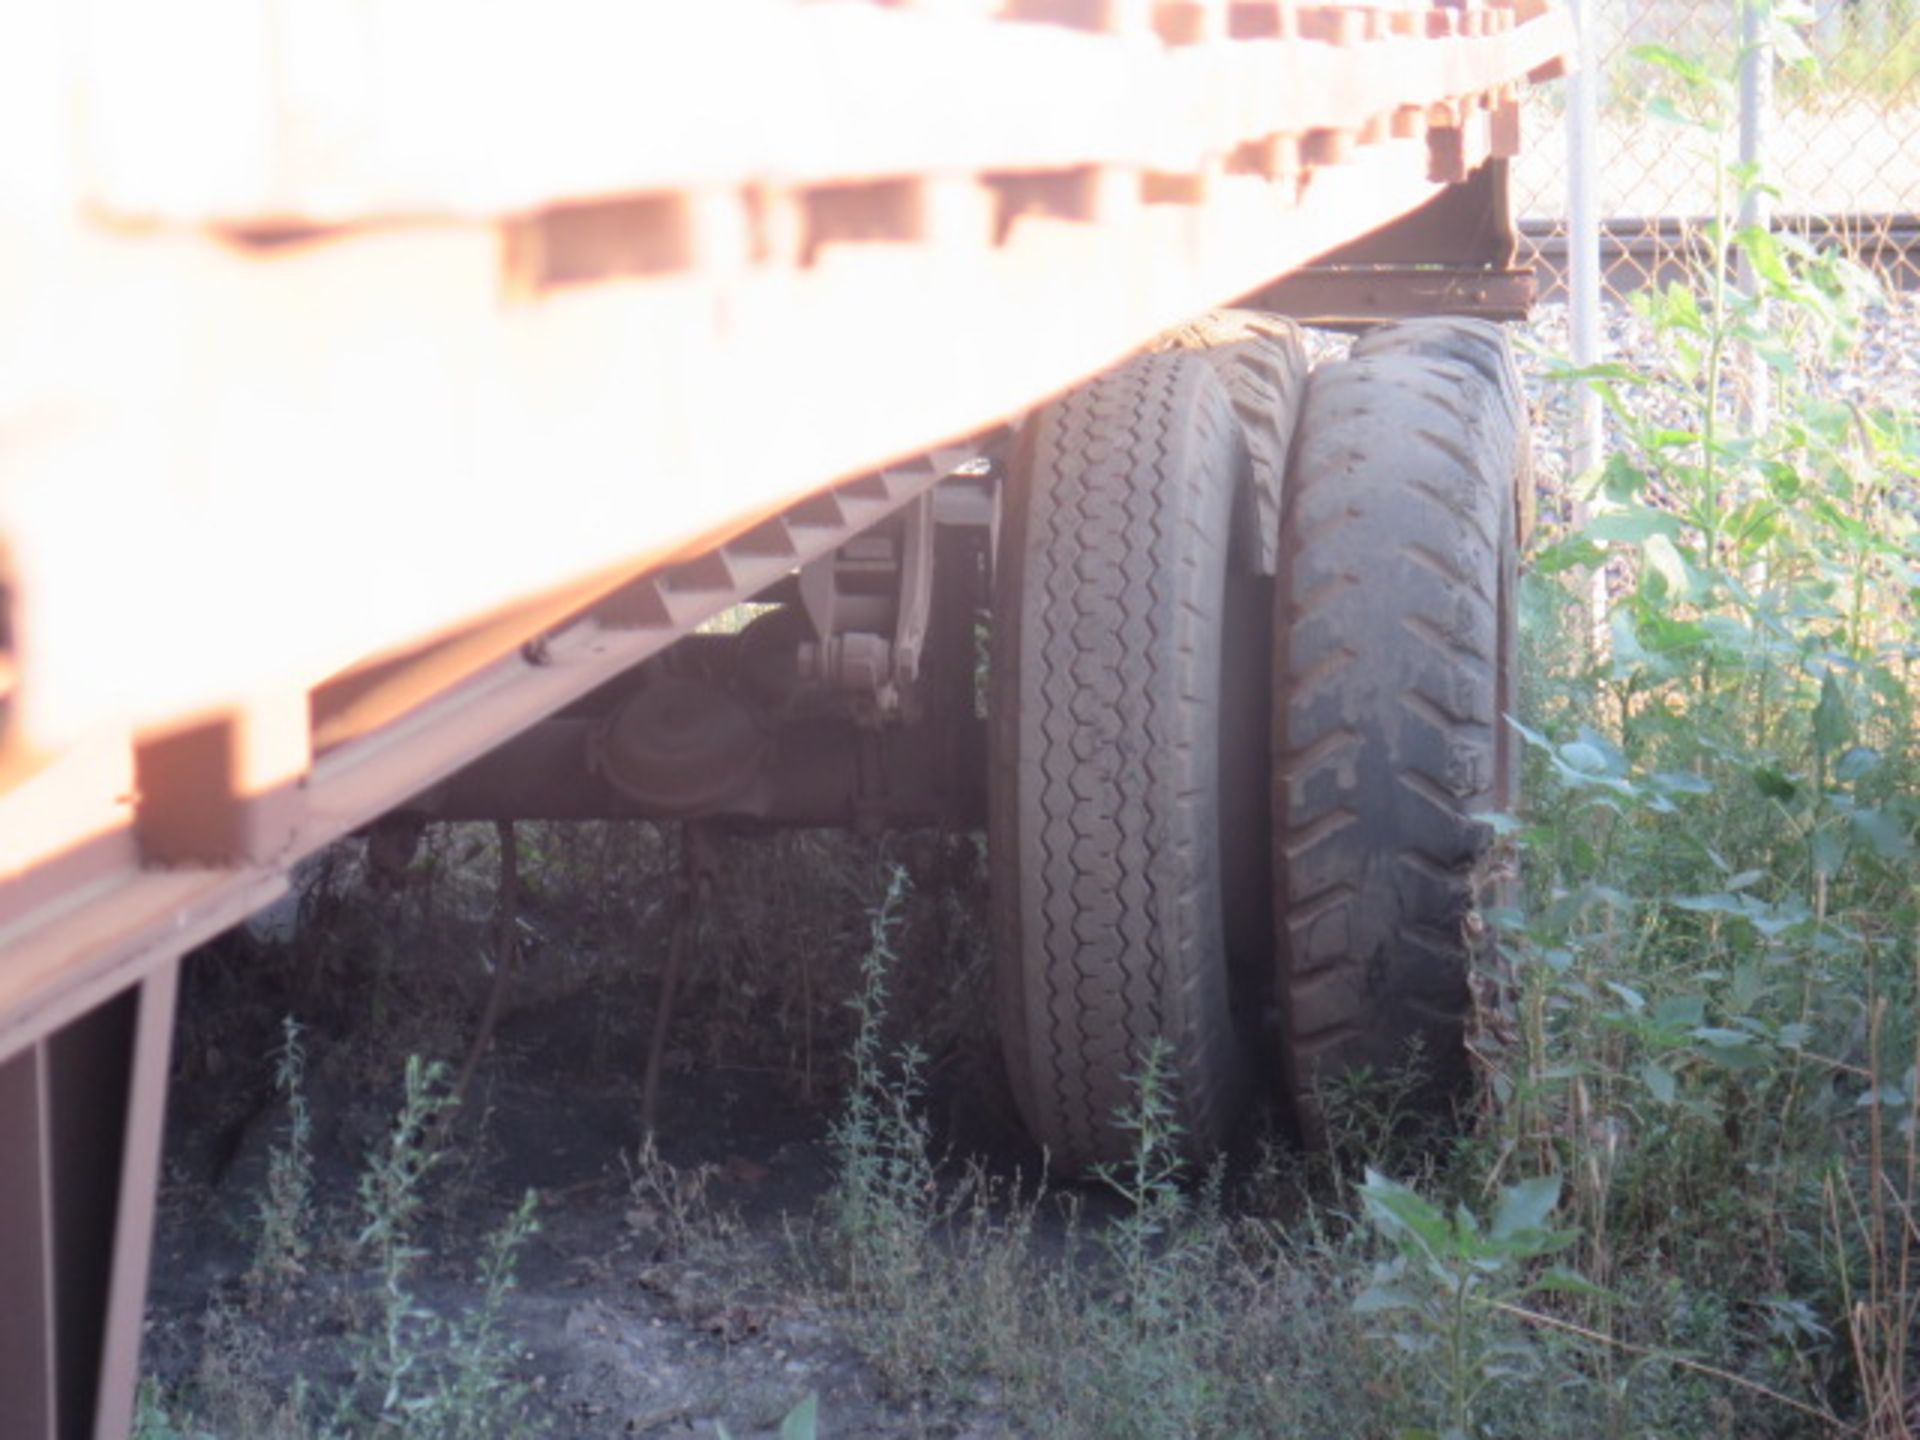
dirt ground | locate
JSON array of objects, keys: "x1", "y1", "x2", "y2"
[{"x1": 142, "y1": 825, "x2": 1100, "y2": 1439}]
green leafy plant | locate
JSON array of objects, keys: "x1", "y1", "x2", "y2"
[
  {"x1": 716, "y1": 1391, "x2": 819, "y2": 1440},
  {"x1": 247, "y1": 1015, "x2": 316, "y2": 1311},
  {"x1": 133, "y1": 1379, "x2": 216, "y2": 1440},
  {"x1": 823, "y1": 864, "x2": 958, "y2": 1389},
  {"x1": 1072, "y1": 1042, "x2": 1233, "y2": 1439},
  {"x1": 334, "y1": 1056, "x2": 541, "y2": 1440},
  {"x1": 1509, "y1": 21, "x2": 1920, "y2": 1433},
  {"x1": 1353, "y1": 1171, "x2": 1589, "y2": 1439},
  {"x1": 1094, "y1": 1041, "x2": 1195, "y2": 1335},
  {"x1": 346, "y1": 1056, "x2": 461, "y2": 1429},
  {"x1": 826, "y1": 866, "x2": 936, "y2": 1286}
]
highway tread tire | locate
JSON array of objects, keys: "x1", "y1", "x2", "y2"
[
  {"x1": 992, "y1": 350, "x2": 1254, "y2": 1174},
  {"x1": 1150, "y1": 310, "x2": 1311, "y2": 575},
  {"x1": 1273, "y1": 320, "x2": 1525, "y2": 1140}
]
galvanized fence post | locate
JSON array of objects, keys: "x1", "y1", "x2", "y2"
[
  {"x1": 1566, "y1": 0, "x2": 1609, "y2": 639},
  {"x1": 1738, "y1": 0, "x2": 1775, "y2": 433},
  {"x1": 1567, "y1": 0, "x2": 1604, "y2": 482}
]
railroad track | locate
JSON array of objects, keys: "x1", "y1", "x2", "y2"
[{"x1": 1521, "y1": 213, "x2": 1920, "y2": 294}]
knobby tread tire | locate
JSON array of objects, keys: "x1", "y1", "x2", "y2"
[
  {"x1": 991, "y1": 351, "x2": 1254, "y2": 1174},
  {"x1": 1150, "y1": 310, "x2": 1311, "y2": 576},
  {"x1": 1349, "y1": 316, "x2": 1536, "y2": 545},
  {"x1": 1273, "y1": 320, "x2": 1526, "y2": 1140}
]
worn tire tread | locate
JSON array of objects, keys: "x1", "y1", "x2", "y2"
[
  {"x1": 992, "y1": 351, "x2": 1253, "y2": 1173},
  {"x1": 1273, "y1": 320, "x2": 1526, "y2": 1138}
]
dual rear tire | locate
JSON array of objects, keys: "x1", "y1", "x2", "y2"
[
  {"x1": 990, "y1": 315, "x2": 1527, "y2": 1169},
  {"x1": 988, "y1": 347, "x2": 1265, "y2": 1173}
]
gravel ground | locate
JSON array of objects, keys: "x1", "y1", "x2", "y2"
[{"x1": 1512, "y1": 287, "x2": 1920, "y2": 509}]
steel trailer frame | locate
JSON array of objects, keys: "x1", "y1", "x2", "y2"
[{"x1": 0, "y1": 1, "x2": 1569, "y2": 1433}]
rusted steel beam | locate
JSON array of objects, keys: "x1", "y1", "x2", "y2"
[
  {"x1": 1242, "y1": 264, "x2": 1536, "y2": 323},
  {"x1": 1242, "y1": 151, "x2": 1527, "y2": 320},
  {"x1": 1522, "y1": 213, "x2": 1920, "y2": 298},
  {"x1": 0, "y1": 1039, "x2": 56, "y2": 1440},
  {"x1": 133, "y1": 696, "x2": 309, "y2": 868},
  {"x1": 307, "y1": 449, "x2": 975, "y2": 758},
  {"x1": 406, "y1": 711, "x2": 987, "y2": 830},
  {"x1": 0, "y1": 961, "x2": 179, "y2": 1440},
  {"x1": 1344, "y1": 155, "x2": 1518, "y2": 263},
  {"x1": 89, "y1": 966, "x2": 180, "y2": 1440}
]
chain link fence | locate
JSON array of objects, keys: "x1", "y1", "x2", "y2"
[{"x1": 1515, "y1": 0, "x2": 1920, "y2": 300}]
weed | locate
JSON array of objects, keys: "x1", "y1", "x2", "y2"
[
  {"x1": 344, "y1": 1055, "x2": 461, "y2": 1428},
  {"x1": 826, "y1": 864, "x2": 933, "y2": 1275},
  {"x1": 151, "y1": 1299, "x2": 311, "y2": 1440},
  {"x1": 1312, "y1": 1043, "x2": 1442, "y2": 1182},
  {"x1": 623, "y1": 1135, "x2": 736, "y2": 1257},
  {"x1": 716, "y1": 1390, "x2": 820, "y2": 1440},
  {"x1": 151, "y1": 1043, "x2": 542, "y2": 1440},
  {"x1": 133, "y1": 1380, "x2": 211, "y2": 1440},
  {"x1": 1822, "y1": 945, "x2": 1920, "y2": 1437},
  {"x1": 334, "y1": 1055, "x2": 540, "y2": 1440},
  {"x1": 1353, "y1": 1169, "x2": 1587, "y2": 1436},
  {"x1": 1095, "y1": 1042, "x2": 1192, "y2": 1316},
  {"x1": 415, "y1": 1189, "x2": 542, "y2": 1440},
  {"x1": 246, "y1": 1015, "x2": 316, "y2": 1311},
  {"x1": 823, "y1": 864, "x2": 957, "y2": 1387},
  {"x1": 1069, "y1": 1044, "x2": 1231, "y2": 1439},
  {"x1": 818, "y1": 865, "x2": 1082, "y2": 1406}
]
